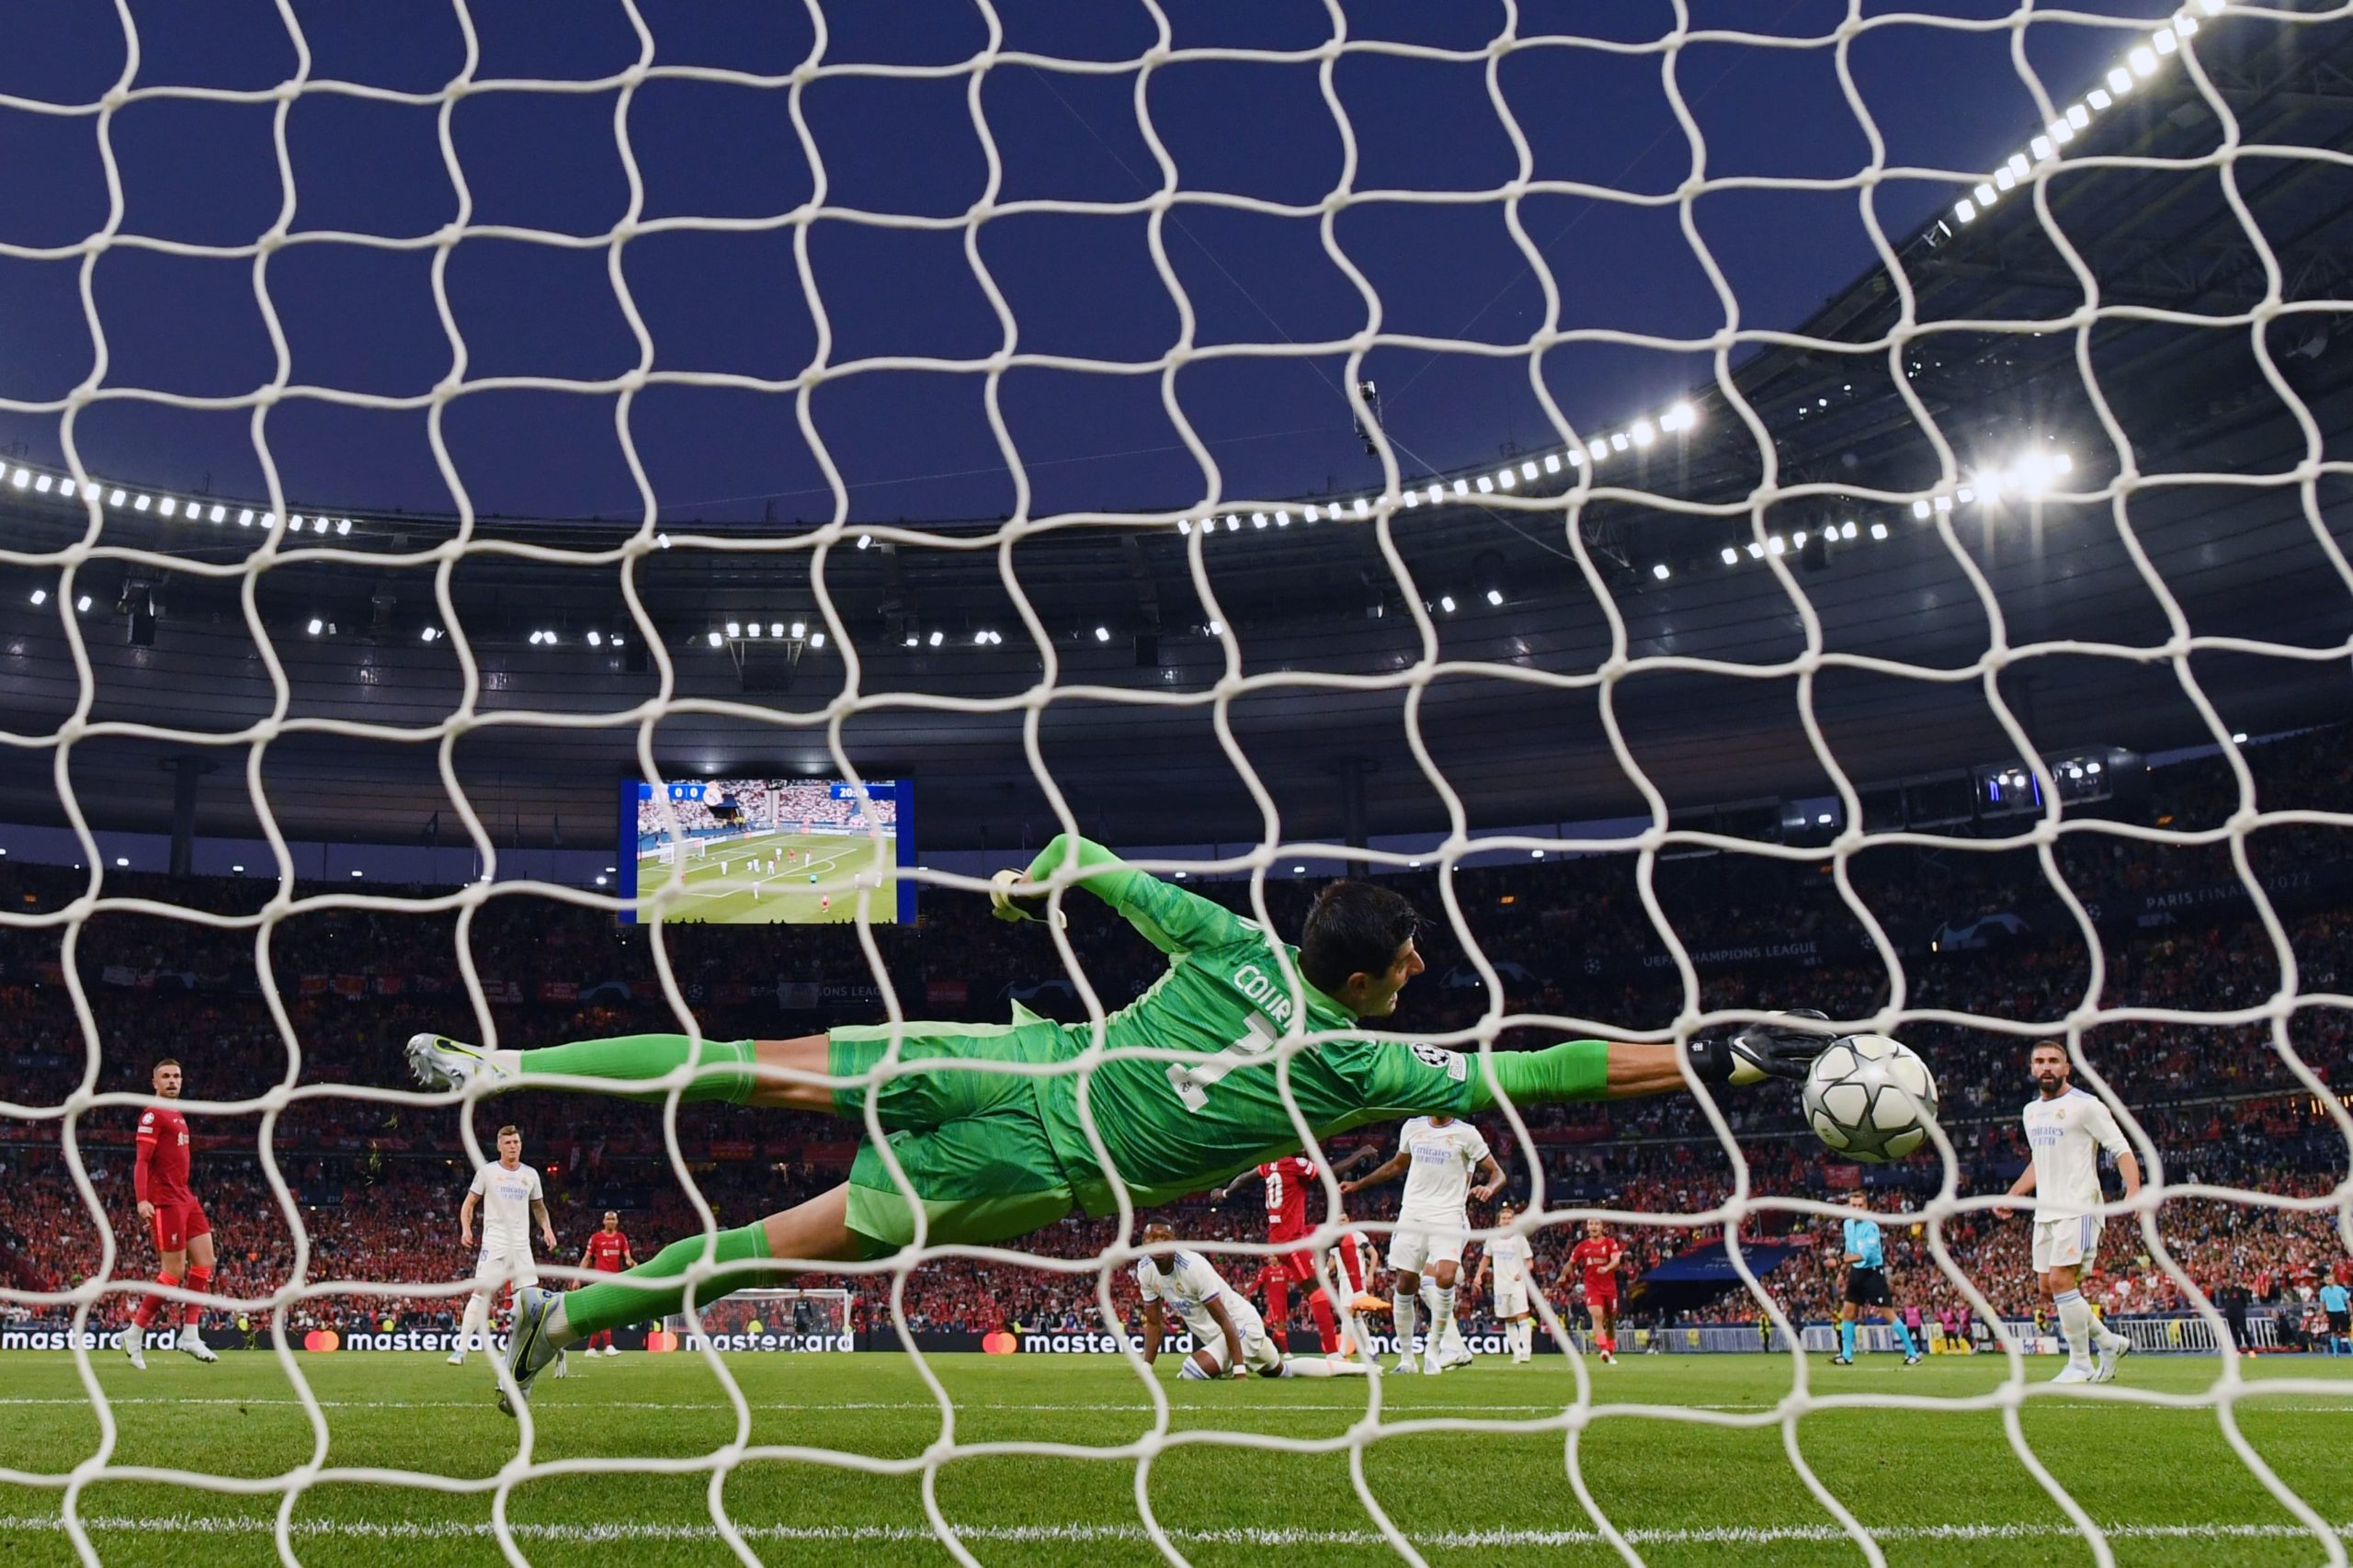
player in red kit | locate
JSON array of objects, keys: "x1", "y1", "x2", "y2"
[
  {"x1": 1563, "y1": 1219, "x2": 1625, "y2": 1366},
  {"x1": 1211, "y1": 1147, "x2": 1378, "y2": 1354},
  {"x1": 577, "y1": 1211, "x2": 637, "y2": 1357},
  {"x1": 126, "y1": 1059, "x2": 219, "y2": 1369}
]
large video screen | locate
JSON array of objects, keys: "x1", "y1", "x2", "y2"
[{"x1": 619, "y1": 777, "x2": 912, "y2": 925}]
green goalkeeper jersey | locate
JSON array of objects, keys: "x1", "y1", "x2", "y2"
[{"x1": 1015, "y1": 835, "x2": 1493, "y2": 1214}]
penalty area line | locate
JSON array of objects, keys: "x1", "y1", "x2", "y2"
[{"x1": 6, "y1": 1515, "x2": 2353, "y2": 1549}]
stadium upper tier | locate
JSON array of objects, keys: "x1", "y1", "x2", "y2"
[{"x1": 1, "y1": 11, "x2": 2347, "y2": 849}]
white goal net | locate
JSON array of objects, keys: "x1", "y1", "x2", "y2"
[{"x1": 4, "y1": 2, "x2": 2352, "y2": 1565}]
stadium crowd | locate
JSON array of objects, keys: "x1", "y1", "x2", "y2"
[
  {"x1": 634, "y1": 779, "x2": 898, "y2": 847},
  {"x1": 2, "y1": 727, "x2": 2347, "y2": 1342}
]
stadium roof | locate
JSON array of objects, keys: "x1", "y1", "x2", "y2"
[{"x1": 3, "y1": 7, "x2": 2349, "y2": 852}]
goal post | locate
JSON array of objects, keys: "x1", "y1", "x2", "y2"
[
  {"x1": 663, "y1": 1289, "x2": 854, "y2": 1352},
  {"x1": 654, "y1": 837, "x2": 709, "y2": 867}
]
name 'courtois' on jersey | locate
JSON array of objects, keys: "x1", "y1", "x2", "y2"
[{"x1": 1011, "y1": 835, "x2": 1498, "y2": 1213}]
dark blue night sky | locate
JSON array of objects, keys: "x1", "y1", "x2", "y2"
[{"x1": 0, "y1": 1, "x2": 2147, "y2": 525}]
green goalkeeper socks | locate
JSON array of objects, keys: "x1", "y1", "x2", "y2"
[
  {"x1": 517, "y1": 1033, "x2": 760, "y2": 1104},
  {"x1": 1466, "y1": 1039, "x2": 1611, "y2": 1110},
  {"x1": 553, "y1": 1222, "x2": 779, "y2": 1346}
]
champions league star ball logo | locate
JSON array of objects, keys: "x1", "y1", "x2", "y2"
[{"x1": 1803, "y1": 1035, "x2": 1938, "y2": 1163}]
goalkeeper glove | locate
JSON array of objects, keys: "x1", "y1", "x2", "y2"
[
  {"x1": 1687, "y1": 1009, "x2": 1836, "y2": 1086},
  {"x1": 989, "y1": 869, "x2": 1066, "y2": 928}
]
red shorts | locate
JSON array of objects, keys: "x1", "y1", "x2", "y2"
[
  {"x1": 1275, "y1": 1248, "x2": 1321, "y2": 1287},
  {"x1": 1583, "y1": 1281, "x2": 1618, "y2": 1309},
  {"x1": 1265, "y1": 1224, "x2": 1321, "y2": 1288},
  {"x1": 149, "y1": 1198, "x2": 210, "y2": 1255}
]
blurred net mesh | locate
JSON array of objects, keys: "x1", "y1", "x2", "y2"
[{"x1": 1, "y1": 2, "x2": 2351, "y2": 1565}]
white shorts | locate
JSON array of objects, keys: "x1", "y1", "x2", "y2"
[
  {"x1": 2031, "y1": 1214, "x2": 2102, "y2": 1273},
  {"x1": 1492, "y1": 1274, "x2": 1531, "y2": 1317},
  {"x1": 1190, "y1": 1296, "x2": 1282, "y2": 1376},
  {"x1": 472, "y1": 1246, "x2": 539, "y2": 1292},
  {"x1": 1390, "y1": 1225, "x2": 1468, "y2": 1276}
]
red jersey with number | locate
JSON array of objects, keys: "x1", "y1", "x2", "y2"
[
  {"x1": 134, "y1": 1104, "x2": 193, "y2": 1203},
  {"x1": 585, "y1": 1230, "x2": 631, "y2": 1272},
  {"x1": 1570, "y1": 1237, "x2": 1622, "y2": 1296},
  {"x1": 1258, "y1": 1156, "x2": 1317, "y2": 1241}
]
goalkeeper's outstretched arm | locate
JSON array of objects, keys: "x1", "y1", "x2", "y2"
[{"x1": 995, "y1": 833, "x2": 1252, "y2": 957}]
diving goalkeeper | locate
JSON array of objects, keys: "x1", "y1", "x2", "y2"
[{"x1": 404, "y1": 835, "x2": 1832, "y2": 1413}]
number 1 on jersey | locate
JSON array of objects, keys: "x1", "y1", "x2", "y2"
[{"x1": 1167, "y1": 1011, "x2": 1279, "y2": 1112}]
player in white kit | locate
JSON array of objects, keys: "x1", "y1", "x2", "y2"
[
  {"x1": 449, "y1": 1125, "x2": 562, "y2": 1372},
  {"x1": 1342, "y1": 1113, "x2": 1505, "y2": 1374},
  {"x1": 1473, "y1": 1203, "x2": 1538, "y2": 1364},
  {"x1": 1133, "y1": 1222, "x2": 1368, "y2": 1381},
  {"x1": 1994, "y1": 1043, "x2": 2142, "y2": 1383}
]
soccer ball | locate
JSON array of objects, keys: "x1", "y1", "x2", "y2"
[{"x1": 1802, "y1": 1034, "x2": 1937, "y2": 1162}]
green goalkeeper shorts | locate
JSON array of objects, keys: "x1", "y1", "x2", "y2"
[{"x1": 827, "y1": 1021, "x2": 1084, "y2": 1258}]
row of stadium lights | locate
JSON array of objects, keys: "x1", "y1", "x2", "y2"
[
  {"x1": 1707, "y1": 447, "x2": 2075, "y2": 575},
  {"x1": 0, "y1": 399, "x2": 1699, "y2": 562},
  {"x1": 1175, "y1": 403, "x2": 1700, "y2": 542},
  {"x1": 1949, "y1": 5, "x2": 2221, "y2": 231},
  {"x1": 443, "y1": 437, "x2": 2063, "y2": 646},
  {"x1": 27, "y1": 445, "x2": 2063, "y2": 639},
  {"x1": 0, "y1": 464, "x2": 355, "y2": 534}
]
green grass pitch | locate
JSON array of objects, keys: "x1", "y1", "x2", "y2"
[
  {"x1": 4, "y1": 1350, "x2": 2350, "y2": 1566},
  {"x1": 635, "y1": 832, "x2": 898, "y2": 925}
]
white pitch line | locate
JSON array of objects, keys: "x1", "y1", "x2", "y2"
[
  {"x1": 5, "y1": 1515, "x2": 2353, "y2": 1549},
  {"x1": 13, "y1": 1395, "x2": 2353, "y2": 1415}
]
